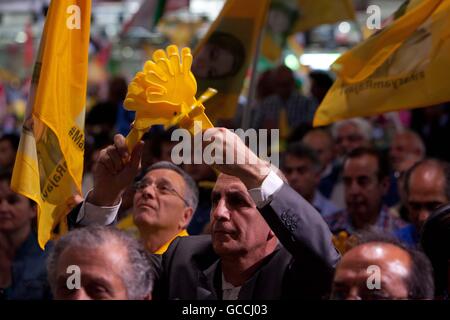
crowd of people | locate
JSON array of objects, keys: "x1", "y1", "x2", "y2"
[{"x1": 0, "y1": 64, "x2": 449, "y2": 301}]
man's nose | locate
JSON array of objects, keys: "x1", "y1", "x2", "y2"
[
  {"x1": 346, "y1": 180, "x2": 361, "y2": 195},
  {"x1": 345, "y1": 287, "x2": 362, "y2": 300},
  {"x1": 212, "y1": 198, "x2": 230, "y2": 221},
  {"x1": 140, "y1": 183, "x2": 157, "y2": 199}
]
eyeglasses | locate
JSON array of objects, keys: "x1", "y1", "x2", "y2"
[
  {"x1": 330, "y1": 288, "x2": 397, "y2": 300},
  {"x1": 133, "y1": 179, "x2": 190, "y2": 207},
  {"x1": 407, "y1": 201, "x2": 445, "y2": 212}
]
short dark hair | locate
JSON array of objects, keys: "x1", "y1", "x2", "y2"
[
  {"x1": 309, "y1": 70, "x2": 334, "y2": 90},
  {"x1": 420, "y1": 203, "x2": 450, "y2": 297},
  {"x1": 404, "y1": 158, "x2": 450, "y2": 201},
  {"x1": 136, "y1": 161, "x2": 199, "y2": 211},
  {"x1": 0, "y1": 133, "x2": 20, "y2": 150},
  {"x1": 354, "y1": 231, "x2": 435, "y2": 299},
  {"x1": 344, "y1": 147, "x2": 389, "y2": 181},
  {"x1": 282, "y1": 142, "x2": 321, "y2": 172},
  {"x1": 0, "y1": 170, "x2": 36, "y2": 207}
]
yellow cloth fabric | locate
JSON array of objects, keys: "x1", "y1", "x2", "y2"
[
  {"x1": 154, "y1": 229, "x2": 189, "y2": 255},
  {"x1": 314, "y1": 0, "x2": 450, "y2": 126},
  {"x1": 117, "y1": 215, "x2": 189, "y2": 255},
  {"x1": 11, "y1": 0, "x2": 91, "y2": 248}
]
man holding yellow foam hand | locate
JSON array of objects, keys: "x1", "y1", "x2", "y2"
[{"x1": 74, "y1": 45, "x2": 211, "y2": 254}]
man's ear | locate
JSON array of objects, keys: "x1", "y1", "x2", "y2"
[{"x1": 180, "y1": 207, "x2": 194, "y2": 229}]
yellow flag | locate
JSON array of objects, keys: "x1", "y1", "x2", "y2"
[
  {"x1": 293, "y1": 0, "x2": 356, "y2": 33},
  {"x1": 192, "y1": 0, "x2": 271, "y2": 121},
  {"x1": 314, "y1": 0, "x2": 450, "y2": 127},
  {"x1": 11, "y1": 0, "x2": 91, "y2": 248}
]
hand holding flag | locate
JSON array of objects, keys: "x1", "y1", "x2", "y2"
[{"x1": 124, "y1": 45, "x2": 216, "y2": 152}]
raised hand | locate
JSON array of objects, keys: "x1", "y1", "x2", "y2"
[{"x1": 88, "y1": 134, "x2": 144, "y2": 206}]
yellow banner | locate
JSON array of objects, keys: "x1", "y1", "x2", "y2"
[
  {"x1": 11, "y1": 0, "x2": 91, "y2": 248},
  {"x1": 293, "y1": 0, "x2": 355, "y2": 33},
  {"x1": 192, "y1": 0, "x2": 271, "y2": 121},
  {"x1": 314, "y1": 0, "x2": 450, "y2": 127}
]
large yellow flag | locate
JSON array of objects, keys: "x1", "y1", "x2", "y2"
[
  {"x1": 314, "y1": 0, "x2": 450, "y2": 126},
  {"x1": 11, "y1": 0, "x2": 91, "y2": 248},
  {"x1": 192, "y1": 0, "x2": 271, "y2": 121}
]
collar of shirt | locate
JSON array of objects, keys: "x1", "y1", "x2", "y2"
[
  {"x1": 154, "y1": 229, "x2": 189, "y2": 255},
  {"x1": 221, "y1": 273, "x2": 242, "y2": 300}
]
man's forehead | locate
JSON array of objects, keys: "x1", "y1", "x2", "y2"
[
  {"x1": 344, "y1": 155, "x2": 378, "y2": 172},
  {"x1": 340, "y1": 243, "x2": 411, "y2": 274},
  {"x1": 214, "y1": 174, "x2": 247, "y2": 191},
  {"x1": 144, "y1": 168, "x2": 183, "y2": 181}
]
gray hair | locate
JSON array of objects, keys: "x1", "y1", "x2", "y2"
[
  {"x1": 331, "y1": 118, "x2": 373, "y2": 142},
  {"x1": 138, "y1": 161, "x2": 199, "y2": 211},
  {"x1": 47, "y1": 226, "x2": 154, "y2": 300}
]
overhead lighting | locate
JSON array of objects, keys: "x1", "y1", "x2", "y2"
[
  {"x1": 284, "y1": 54, "x2": 300, "y2": 71},
  {"x1": 15, "y1": 31, "x2": 28, "y2": 44},
  {"x1": 299, "y1": 53, "x2": 341, "y2": 70},
  {"x1": 338, "y1": 21, "x2": 351, "y2": 34}
]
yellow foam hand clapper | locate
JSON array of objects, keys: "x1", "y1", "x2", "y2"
[{"x1": 124, "y1": 45, "x2": 216, "y2": 151}]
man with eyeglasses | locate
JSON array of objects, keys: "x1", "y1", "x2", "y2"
[
  {"x1": 331, "y1": 232, "x2": 434, "y2": 300},
  {"x1": 75, "y1": 135, "x2": 198, "y2": 254},
  {"x1": 396, "y1": 159, "x2": 450, "y2": 247}
]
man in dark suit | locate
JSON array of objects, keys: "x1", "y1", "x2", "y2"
[{"x1": 79, "y1": 128, "x2": 340, "y2": 300}]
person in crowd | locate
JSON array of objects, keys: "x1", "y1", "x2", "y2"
[
  {"x1": 331, "y1": 232, "x2": 434, "y2": 300},
  {"x1": 390, "y1": 130, "x2": 425, "y2": 175},
  {"x1": 308, "y1": 70, "x2": 333, "y2": 104},
  {"x1": 0, "y1": 171, "x2": 51, "y2": 299},
  {"x1": 329, "y1": 118, "x2": 373, "y2": 208},
  {"x1": 82, "y1": 137, "x2": 198, "y2": 254},
  {"x1": 252, "y1": 65, "x2": 318, "y2": 135},
  {"x1": 387, "y1": 130, "x2": 426, "y2": 217},
  {"x1": 82, "y1": 128, "x2": 340, "y2": 299},
  {"x1": 0, "y1": 133, "x2": 20, "y2": 172},
  {"x1": 302, "y1": 128, "x2": 340, "y2": 199},
  {"x1": 421, "y1": 204, "x2": 450, "y2": 299},
  {"x1": 396, "y1": 159, "x2": 450, "y2": 246},
  {"x1": 47, "y1": 226, "x2": 154, "y2": 300},
  {"x1": 282, "y1": 142, "x2": 341, "y2": 217},
  {"x1": 332, "y1": 118, "x2": 373, "y2": 160},
  {"x1": 325, "y1": 147, "x2": 405, "y2": 236}
]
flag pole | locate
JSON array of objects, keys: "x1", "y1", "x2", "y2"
[{"x1": 241, "y1": 3, "x2": 270, "y2": 130}]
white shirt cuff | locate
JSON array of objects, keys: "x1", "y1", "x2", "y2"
[
  {"x1": 248, "y1": 170, "x2": 284, "y2": 208},
  {"x1": 76, "y1": 189, "x2": 121, "y2": 226}
]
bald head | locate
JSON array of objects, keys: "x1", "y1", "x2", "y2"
[
  {"x1": 390, "y1": 130, "x2": 425, "y2": 172},
  {"x1": 332, "y1": 239, "x2": 434, "y2": 300},
  {"x1": 405, "y1": 159, "x2": 450, "y2": 230}
]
